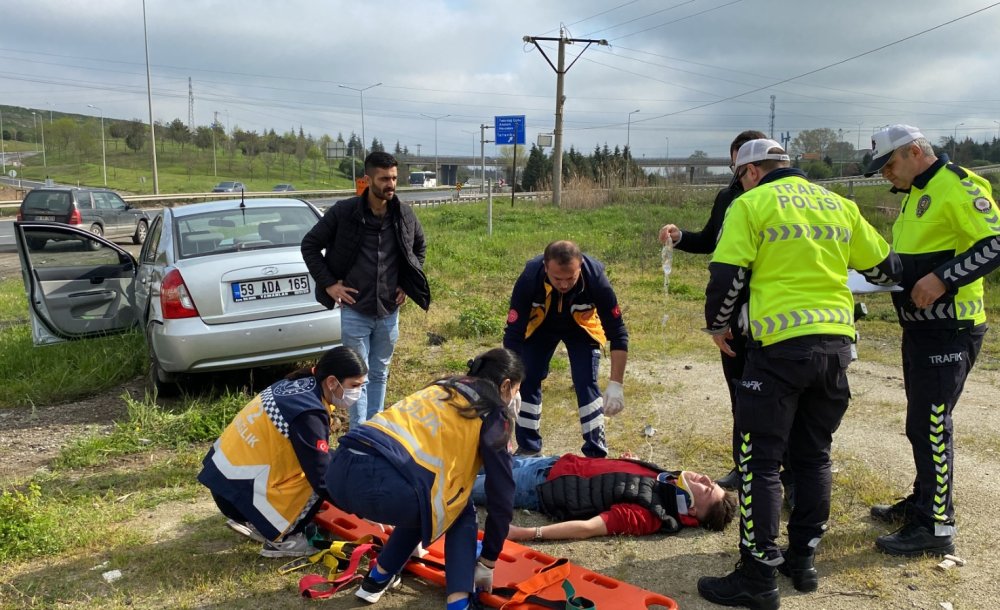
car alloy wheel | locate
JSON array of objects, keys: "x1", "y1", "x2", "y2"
[{"x1": 133, "y1": 220, "x2": 148, "y2": 245}]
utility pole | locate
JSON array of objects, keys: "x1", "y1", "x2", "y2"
[{"x1": 524, "y1": 28, "x2": 608, "y2": 207}]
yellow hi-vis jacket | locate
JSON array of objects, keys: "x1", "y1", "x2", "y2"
[
  {"x1": 354, "y1": 381, "x2": 486, "y2": 541},
  {"x1": 891, "y1": 161, "x2": 999, "y2": 328},
  {"x1": 198, "y1": 378, "x2": 332, "y2": 540},
  {"x1": 710, "y1": 168, "x2": 892, "y2": 346}
]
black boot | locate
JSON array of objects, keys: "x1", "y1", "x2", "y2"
[
  {"x1": 777, "y1": 547, "x2": 818, "y2": 592},
  {"x1": 698, "y1": 555, "x2": 780, "y2": 610},
  {"x1": 870, "y1": 494, "x2": 916, "y2": 524},
  {"x1": 716, "y1": 468, "x2": 742, "y2": 490},
  {"x1": 875, "y1": 522, "x2": 954, "y2": 557}
]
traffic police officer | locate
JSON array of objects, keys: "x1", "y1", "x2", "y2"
[
  {"x1": 865, "y1": 125, "x2": 999, "y2": 557},
  {"x1": 698, "y1": 139, "x2": 900, "y2": 609}
]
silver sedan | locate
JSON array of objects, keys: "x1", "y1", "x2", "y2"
[{"x1": 13, "y1": 198, "x2": 341, "y2": 394}]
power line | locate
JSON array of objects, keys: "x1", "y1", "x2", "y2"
[{"x1": 623, "y1": 2, "x2": 1000, "y2": 125}]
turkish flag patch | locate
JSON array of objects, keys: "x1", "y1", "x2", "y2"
[
  {"x1": 507, "y1": 309, "x2": 519, "y2": 323},
  {"x1": 316, "y1": 439, "x2": 329, "y2": 453},
  {"x1": 611, "y1": 305, "x2": 621, "y2": 318}
]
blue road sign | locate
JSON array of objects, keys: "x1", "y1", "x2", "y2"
[{"x1": 494, "y1": 115, "x2": 526, "y2": 145}]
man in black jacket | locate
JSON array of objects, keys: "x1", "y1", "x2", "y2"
[
  {"x1": 301, "y1": 152, "x2": 430, "y2": 430},
  {"x1": 658, "y1": 130, "x2": 800, "y2": 498}
]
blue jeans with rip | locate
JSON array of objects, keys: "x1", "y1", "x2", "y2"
[
  {"x1": 340, "y1": 306, "x2": 399, "y2": 429},
  {"x1": 472, "y1": 455, "x2": 558, "y2": 511}
]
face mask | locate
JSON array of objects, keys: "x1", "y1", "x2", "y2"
[{"x1": 331, "y1": 385, "x2": 363, "y2": 409}]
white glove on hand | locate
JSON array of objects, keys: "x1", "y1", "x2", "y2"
[
  {"x1": 603, "y1": 381, "x2": 625, "y2": 416},
  {"x1": 474, "y1": 560, "x2": 495, "y2": 593}
]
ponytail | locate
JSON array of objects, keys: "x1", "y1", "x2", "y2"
[{"x1": 286, "y1": 345, "x2": 368, "y2": 384}]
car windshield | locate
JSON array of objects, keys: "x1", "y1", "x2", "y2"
[
  {"x1": 216, "y1": 182, "x2": 236, "y2": 189},
  {"x1": 174, "y1": 206, "x2": 317, "y2": 259},
  {"x1": 22, "y1": 191, "x2": 72, "y2": 213}
]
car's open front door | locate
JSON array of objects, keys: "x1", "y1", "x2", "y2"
[{"x1": 14, "y1": 222, "x2": 139, "y2": 345}]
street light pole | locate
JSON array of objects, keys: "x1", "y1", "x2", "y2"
[
  {"x1": 88, "y1": 104, "x2": 107, "y2": 186},
  {"x1": 142, "y1": 0, "x2": 159, "y2": 193},
  {"x1": 421, "y1": 113, "x2": 450, "y2": 184},
  {"x1": 338, "y1": 82, "x2": 382, "y2": 163},
  {"x1": 211, "y1": 111, "x2": 219, "y2": 177},
  {"x1": 953, "y1": 122, "x2": 965, "y2": 160},
  {"x1": 0, "y1": 107, "x2": 6, "y2": 175},
  {"x1": 626, "y1": 108, "x2": 639, "y2": 187}
]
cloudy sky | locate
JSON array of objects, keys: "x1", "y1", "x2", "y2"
[{"x1": 3, "y1": 0, "x2": 1000, "y2": 159}]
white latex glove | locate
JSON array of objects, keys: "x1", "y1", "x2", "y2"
[
  {"x1": 474, "y1": 561, "x2": 495, "y2": 592},
  {"x1": 603, "y1": 381, "x2": 625, "y2": 416}
]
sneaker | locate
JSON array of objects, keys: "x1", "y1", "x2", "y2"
[
  {"x1": 355, "y1": 572, "x2": 402, "y2": 603},
  {"x1": 259, "y1": 532, "x2": 317, "y2": 558},
  {"x1": 875, "y1": 522, "x2": 955, "y2": 557},
  {"x1": 226, "y1": 519, "x2": 266, "y2": 543},
  {"x1": 777, "y1": 547, "x2": 818, "y2": 592},
  {"x1": 514, "y1": 447, "x2": 542, "y2": 458},
  {"x1": 697, "y1": 556, "x2": 779, "y2": 610},
  {"x1": 870, "y1": 495, "x2": 916, "y2": 524}
]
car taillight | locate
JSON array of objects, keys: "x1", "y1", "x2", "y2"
[
  {"x1": 16, "y1": 210, "x2": 22, "y2": 221},
  {"x1": 160, "y1": 269, "x2": 199, "y2": 319},
  {"x1": 69, "y1": 208, "x2": 82, "y2": 225}
]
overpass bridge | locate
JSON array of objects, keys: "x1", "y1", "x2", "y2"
[{"x1": 397, "y1": 154, "x2": 732, "y2": 185}]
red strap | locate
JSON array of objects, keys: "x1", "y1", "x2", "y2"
[{"x1": 298, "y1": 542, "x2": 378, "y2": 599}]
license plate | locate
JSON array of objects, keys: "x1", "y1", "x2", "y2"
[
  {"x1": 36, "y1": 215, "x2": 55, "y2": 221},
  {"x1": 231, "y1": 274, "x2": 310, "y2": 302}
]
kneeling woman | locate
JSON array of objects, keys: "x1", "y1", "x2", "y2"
[
  {"x1": 326, "y1": 347, "x2": 522, "y2": 610},
  {"x1": 198, "y1": 346, "x2": 368, "y2": 557}
]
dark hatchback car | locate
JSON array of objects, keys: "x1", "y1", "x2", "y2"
[{"x1": 17, "y1": 187, "x2": 151, "y2": 246}]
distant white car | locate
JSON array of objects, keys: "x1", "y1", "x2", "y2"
[
  {"x1": 14, "y1": 198, "x2": 341, "y2": 394},
  {"x1": 212, "y1": 181, "x2": 246, "y2": 193}
]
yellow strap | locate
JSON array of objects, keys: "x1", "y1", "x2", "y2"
[{"x1": 277, "y1": 535, "x2": 376, "y2": 577}]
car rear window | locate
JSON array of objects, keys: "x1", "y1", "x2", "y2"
[
  {"x1": 22, "y1": 191, "x2": 72, "y2": 214},
  {"x1": 174, "y1": 206, "x2": 318, "y2": 259}
]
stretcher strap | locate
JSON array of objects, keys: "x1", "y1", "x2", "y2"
[
  {"x1": 297, "y1": 541, "x2": 380, "y2": 599},
  {"x1": 493, "y1": 558, "x2": 597, "y2": 609}
]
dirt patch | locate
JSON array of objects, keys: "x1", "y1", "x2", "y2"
[{"x1": 0, "y1": 378, "x2": 146, "y2": 483}]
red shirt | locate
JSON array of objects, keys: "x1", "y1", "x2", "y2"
[{"x1": 546, "y1": 455, "x2": 662, "y2": 536}]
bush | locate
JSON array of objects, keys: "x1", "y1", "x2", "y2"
[
  {"x1": 456, "y1": 302, "x2": 505, "y2": 339},
  {"x1": 0, "y1": 483, "x2": 59, "y2": 562}
]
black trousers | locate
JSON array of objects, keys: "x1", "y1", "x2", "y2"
[
  {"x1": 901, "y1": 324, "x2": 986, "y2": 535},
  {"x1": 724, "y1": 332, "x2": 792, "y2": 483},
  {"x1": 733, "y1": 335, "x2": 852, "y2": 562}
]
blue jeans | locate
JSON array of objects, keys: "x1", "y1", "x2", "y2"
[
  {"x1": 472, "y1": 455, "x2": 557, "y2": 511},
  {"x1": 340, "y1": 306, "x2": 399, "y2": 429},
  {"x1": 327, "y1": 448, "x2": 478, "y2": 595}
]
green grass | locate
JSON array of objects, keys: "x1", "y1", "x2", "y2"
[{"x1": 10, "y1": 138, "x2": 355, "y2": 196}]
